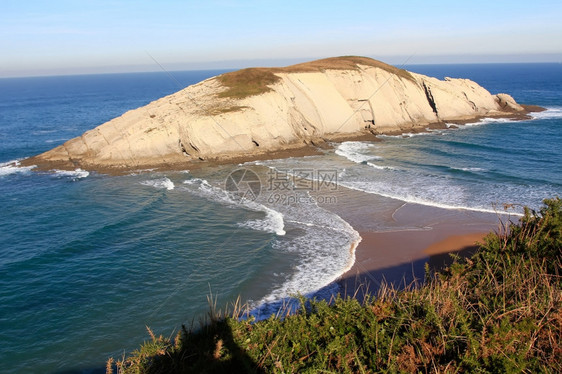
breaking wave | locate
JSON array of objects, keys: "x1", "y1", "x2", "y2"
[
  {"x1": 0, "y1": 160, "x2": 35, "y2": 177},
  {"x1": 140, "y1": 177, "x2": 174, "y2": 190}
]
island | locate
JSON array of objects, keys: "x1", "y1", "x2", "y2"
[{"x1": 22, "y1": 56, "x2": 536, "y2": 173}]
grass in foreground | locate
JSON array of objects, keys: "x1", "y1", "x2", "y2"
[{"x1": 110, "y1": 198, "x2": 561, "y2": 373}]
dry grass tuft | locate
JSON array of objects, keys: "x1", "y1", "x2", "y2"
[
  {"x1": 216, "y1": 68, "x2": 281, "y2": 99},
  {"x1": 216, "y1": 56, "x2": 415, "y2": 99}
]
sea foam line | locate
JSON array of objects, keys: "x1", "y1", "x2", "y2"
[
  {"x1": 249, "y1": 214, "x2": 360, "y2": 320},
  {"x1": 366, "y1": 161, "x2": 394, "y2": 170},
  {"x1": 379, "y1": 130, "x2": 442, "y2": 138},
  {"x1": 335, "y1": 142, "x2": 394, "y2": 170},
  {"x1": 182, "y1": 177, "x2": 286, "y2": 236},
  {"x1": 339, "y1": 181, "x2": 523, "y2": 216},
  {"x1": 335, "y1": 141, "x2": 381, "y2": 164},
  {"x1": 237, "y1": 206, "x2": 286, "y2": 236},
  {"x1": 181, "y1": 170, "x2": 362, "y2": 320},
  {"x1": 52, "y1": 168, "x2": 90, "y2": 180},
  {"x1": 189, "y1": 165, "x2": 362, "y2": 318},
  {"x1": 140, "y1": 177, "x2": 174, "y2": 190},
  {"x1": 451, "y1": 166, "x2": 486, "y2": 172},
  {"x1": 249, "y1": 173, "x2": 360, "y2": 317}
]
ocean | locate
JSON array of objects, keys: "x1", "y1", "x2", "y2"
[{"x1": 1, "y1": 63, "x2": 561, "y2": 373}]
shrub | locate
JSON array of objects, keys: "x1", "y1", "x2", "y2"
[{"x1": 112, "y1": 198, "x2": 561, "y2": 373}]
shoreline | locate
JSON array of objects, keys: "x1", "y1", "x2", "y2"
[
  {"x1": 13, "y1": 105, "x2": 544, "y2": 306},
  {"x1": 335, "y1": 202, "x2": 501, "y2": 298},
  {"x1": 310, "y1": 182, "x2": 508, "y2": 300},
  {"x1": 19, "y1": 106, "x2": 545, "y2": 176}
]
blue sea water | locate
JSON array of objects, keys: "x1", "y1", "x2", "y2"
[{"x1": 0, "y1": 64, "x2": 561, "y2": 373}]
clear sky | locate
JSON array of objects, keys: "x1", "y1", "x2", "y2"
[{"x1": 1, "y1": 0, "x2": 561, "y2": 77}]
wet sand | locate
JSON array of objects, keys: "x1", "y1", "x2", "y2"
[
  {"x1": 349, "y1": 227, "x2": 490, "y2": 276},
  {"x1": 335, "y1": 202, "x2": 503, "y2": 298},
  {"x1": 423, "y1": 232, "x2": 488, "y2": 255}
]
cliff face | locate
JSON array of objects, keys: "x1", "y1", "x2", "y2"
[{"x1": 26, "y1": 57, "x2": 525, "y2": 171}]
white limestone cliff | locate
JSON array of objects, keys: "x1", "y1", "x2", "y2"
[{"x1": 25, "y1": 57, "x2": 526, "y2": 171}]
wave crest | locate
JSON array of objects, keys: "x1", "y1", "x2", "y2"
[
  {"x1": 140, "y1": 177, "x2": 174, "y2": 190},
  {"x1": 0, "y1": 160, "x2": 36, "y2": 177},
  {"x1": 183, "y1": 177, "x2": 286, "y2": 236},
  {"x1": 335, "y1": 141, "x2": 381, "y2": 164},
  {"x1": 531, "y1": 106, "x2": 562, "y2": 120}
]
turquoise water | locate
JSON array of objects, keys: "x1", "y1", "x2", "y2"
[{"x1": 0, "y1": 64, "x2": 561, "y2": 373}]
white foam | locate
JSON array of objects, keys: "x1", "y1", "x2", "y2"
[
  {"x1": 250, "y1": 209, "x2": 360, "y2": 319},
  {"x1": 182, "y1": 177, "x2": 286, "y2": 236},
  {"x1": 128, "y1": 168, "x2": 156, "y2": 175},
  {"x1": 333, "y1": 143, "x2": 394, "y2": 170},
  {"x1": 366, "y1": 161, "x2": 394, "y2": 170},
  {"x1": 140, "y1": 177, "x2": 174, "y2": 190},
  {"x1": 401, "y1": 131, "x2": 432, "y2": 137},
  {"x1": 335, "y1": 141, "x2": 381, "y2": 164},
  {"x1": 248, "y1": 160, "x2": 265, "y2": 166},
  {"x1": 443, "y1": 119, "x2": 490, "y2": 129},
  {"x1": 448, "y1": 120, "x2": 482, "y2": 128},
  {"x1": 339, "y1": 179, "x2": 522, "y2": 216},
  {"x1": 0, "y1": 160, "x2": 35, "y2": 177},
  {"x1": 450, "y1": 117, "x2": 518, "y2": 128},
  {"x1": 530, "y1": 106, "x2": 562, "y2": 120},
  {"x1": 182, "y1": 171, "x2": 359, "y2": 318},
  {"x1": 377, "y1": 130, "x2": 440, "y2": 139},
  {"x1": 452, "y1": 167, "x2": 486, "y2": 172},
  {"x1": 238, "y1": 207, "x2": 286, "y2": 236},
  {"x1": 246, "y1": 187, "x2": 360, "y2": 317},
  {"x1": 183, "y1": 177, "x2": 211, "y2": 188},
  {"x1": 480, "y1": 117, "x2": 518, "y2": 124},
  {"x1": 376, "y1": 134, "x2": 403, "y2": 139},
  {"x1": 51, "y1": 168, "x2": 90, "y2": 181}
]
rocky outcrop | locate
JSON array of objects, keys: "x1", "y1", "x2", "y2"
[{"x1": 24, "y1": 56, "x2": 529, "y2": 171}]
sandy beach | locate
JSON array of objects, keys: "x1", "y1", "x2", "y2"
[
  {"x1": 338, "y1": 229, "x2": 488, "y2": 296},
  {"x1": 331, "y1": 197, "x2": 506, "y2": 298}
]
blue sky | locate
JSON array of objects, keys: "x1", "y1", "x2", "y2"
[{"x1": 1, "y1": 0, "x2": 561, "y2": 77}]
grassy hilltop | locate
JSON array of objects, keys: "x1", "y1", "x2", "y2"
[
  {"x1": 216, "y1": 56, "x2": 415, "y2": 99},
  {"x1": 109, "y1": 198, "x2": 561, "y2": 373}
]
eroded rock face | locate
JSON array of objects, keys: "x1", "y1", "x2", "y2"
[
  {"x1": 495, "y1": 93, "x2": 524, "y2": 112},
  {"x1": 25, "y1": 57, "x2": 527, "y2": 171}
]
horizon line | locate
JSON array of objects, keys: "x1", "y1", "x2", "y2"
[{"x1": 2, "y1": 53, "x2": 561, "y2": 79}]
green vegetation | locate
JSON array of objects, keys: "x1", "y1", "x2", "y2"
[
  {"x1": 110, "y1": 198, "x2": 561, "y2": 373},
  {"x1": 216, "y1": 56, "x2": 415, "y2": 100}
]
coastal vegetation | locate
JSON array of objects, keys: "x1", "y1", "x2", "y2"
[
  {"x1": 110, "y1": 198, "x2": 561, "y2": 373},
  {"x1": 217, "y1": 68, "x2": 281, "y2": 99}
]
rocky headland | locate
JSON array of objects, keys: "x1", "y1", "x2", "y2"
[{"x1": 22, "y1": 56, "x2": 538, "y2": 172}]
